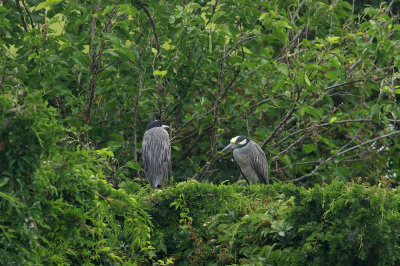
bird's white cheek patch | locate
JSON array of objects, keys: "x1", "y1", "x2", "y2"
[
  {"x1": 239, "y1": 139, "x2": 247, "y2": 145},
  {"x1": 230, "y1": 136, "x2": 239, "y2": 143}
]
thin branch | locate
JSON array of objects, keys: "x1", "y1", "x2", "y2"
[
  {"x1": 223, "y1": 34, "x2": 256, "y2": 60},
  {"x1": 140, "y1": 3, "x2": 161, "y2": 56},
  {"x1": 201, "y1": 0, "x2": 219, "y2": 31},
  {"x1": 0, "y1": 58, "x2": 8, "y2": 93},
  {"x1": 15, "y1": 0, "x2": 28, "y2": 32},
  {"x1": 273, "y1": 118, "x2": 375, "y2": 148},
  {"x1": 261, "y1": 87, "x2": 301, "y2": 148},
  {"x1": 271, "y1": 160, "x2": 320, "y2": 173},
  {"x1": 290, "y1": 0, "x2": 306, "y2": 23},
  {"x1": 165, "y1": 50, "x2": 204, "y2": 121},
  {"x1": 172, "y1": 109, "x2": 213, "y2": 137},
  {"x1": 131, "y1": 51, "x2": 143, "y2": 174},
  {"x1": 22, "y1": 0, "x2": 35, "y2": 30},
  {"x1": 335, "y1": 130, "x2": 400, "y2": 158},
  {"x1": 273, "y1": 134, "x2": 306, "y2": 159},
  {"x1": 289, "y1": 130, "x2": 400, "y2": 183},
  {"x1": 85, "y1": 0, "x2": 102, "y2": 125}
]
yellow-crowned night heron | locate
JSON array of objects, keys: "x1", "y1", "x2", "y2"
[
  {"x1": 222, "y1": 136, "x2": 269, "y2": 184},
  {"x1": 142, "y1": 120, "x2": 171, "y2": 189}
]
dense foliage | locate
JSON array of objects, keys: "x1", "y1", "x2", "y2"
[
  {"x1": 2, "y1": 0, "x2": 400, "y2": 264},
  {"x1": 2, "y1": 0, "x2": 400, "y2": 184}
]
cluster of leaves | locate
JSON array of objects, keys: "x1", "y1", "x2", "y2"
[
  {"x1": 0, "y1": 94, "x2": 161, "y2": 264},
  {"x1": 2, "y1": 0, "x2": 400, "y2": 186},
  {"x1": 3, "y1": 0, "x2": 400, "y2": 264},
  {"x1": 148, "y1": 180, "x2": 400, "y2": 265},
  {"x1": 3, "y1": 92, "x2": 400, "y2": 264}
]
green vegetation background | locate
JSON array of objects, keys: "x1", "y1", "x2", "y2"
[{"x1": 1, "y1": 0, "x2": 400, "y2": 264}]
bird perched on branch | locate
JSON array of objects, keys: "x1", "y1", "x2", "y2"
[
  {"x1": 142, "y1": 120, "x2": 171, "y2": 189},
  {"x1": 221, "y1": 136, "x2": 269, "y2": 184}
]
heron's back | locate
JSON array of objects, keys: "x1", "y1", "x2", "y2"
[{"x1": 142, "y1": 127, "x2": 171, "y2": 188}]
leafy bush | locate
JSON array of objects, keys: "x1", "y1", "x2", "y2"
[
  {"x1": 148, "y1": 181, "x2": 400, "y2": 265},
  {"x1": 2, "y1": 94, "x2": 400, "y2": 265},
  {"x1": 287, "y1": 181, "x2": 400, "y2": 265},
  {"x1": 0, "y1": 94, "x2": 157, "y2": 264}
]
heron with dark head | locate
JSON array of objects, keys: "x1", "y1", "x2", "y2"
[
  {"x1": 222, "y1": 136, "x2": 269, "y2": 184},
  {"x1": 142, "y1": 120, "x2": 171, "y2": 189}
]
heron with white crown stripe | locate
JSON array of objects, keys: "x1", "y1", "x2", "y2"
[{"x1": 221, "y1": 136, "x2": 269, "y2": 184}]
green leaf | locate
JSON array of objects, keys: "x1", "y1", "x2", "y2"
[
  {"x1": 242, "y1": 46, "x2": 252, "y2": 54},
  {"x1": 153, "y1": 70, "x2": 167, "y2": 77},
  {"x1": 277, "y1": 63, "x2": 288, "y2": 76},
  {"x1": 36, "y1": 0, "x2": 62, "y2": 10},
  {"x1": 304, "y1": 73, "x2": 311, "y2": 86},
  {"x1": 304, "y1": 106, "x2": 323, "y2": 119},
  {"x1": 280, "y1": 155, "x2": 293, "y2": 169},
  {"x1": 327, "y1": 36, "x2": 340, "y2": 44},
  {"x1": 306, "y1": 63, "x2": 323, "y2": 71},
  {"x1": 302, "y1": 144, "x2": 316, "y2": 154},
  {"x1": 126, "y1": 160, "x2": 143, "y2": 170},
  {"x1": 317, "y1": 136, "x2": 336, "y2": 148},
  {"x1": 329, "y1": 117, "x2": 337, "y2": 124},
  {"x1": 371, "y1": 104, "x2": 380, "y2": 122},
  {"x1": 0, "y1": 177, "x2": 9, "y2": 187},
  {"x1": 119, "y1": 4, "x2": 138, "y2": 16},
  {"x1": 187, "y1": 3, "x2": 201, "y2": 10},
  {"x1": 161, "y1": 42, "x2": 171, "y2": 50},
  {"x1": 107, "y1": 140, "x2": 122, "y2": 151}
]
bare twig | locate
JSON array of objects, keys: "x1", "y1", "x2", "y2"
[
  {"x1": 15, "y1": 0, "x2": 28, "y2": 32},
  {"x1": 140, "y1": 3, "x2": 161, "y2": 56},
  {"x1": 85, "y1": 0, "x2": 102, "y2": 124},
  {"x1": 131, "y1": 51, "x2": 143, "y2": 174},
  {"x1": 172, "y1": 109, "x2": 213, "y2": 137},
  {"x1": 335, "y1": 130, "x2": 400, "y2": 158},
  {"x1": 201, "y1": 0, "x2": 219, "y2": 31},
  {"x1": 289, "y1": 130, "x2": 400, "y2": 183},
  {"x1": 273, "y1": 134, "x2": 306, "y2": 159},
  {"x1": 290, "y1": 0, "x2": 306, "y2": 23},
  {"x1": 0, "y1": 58, "x2": 8, "y2": 92},
  {"x1": 273, "y1": 118, "x2": 375, "y2": 148},
  {"x1": 223, "y1": 34, "x2": 256, "y2": 59},
  {"x1": 22, "y1": 0, "x2": 35, "y2": 30},
  {"x1": 261, "y1": 86, "x2": 301, "y2": 148}
]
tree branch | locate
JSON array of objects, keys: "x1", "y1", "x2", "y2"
[{"x1": 289, "y1": 129, "x2": 400, "y2": 183}]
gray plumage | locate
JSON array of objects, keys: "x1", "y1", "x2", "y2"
[
  {"x1": 222, "y1": 136, "x2": 269, "y2": 184},
  {"x1": 142, "y1": 121, "x2": 171, "y2": 188}
]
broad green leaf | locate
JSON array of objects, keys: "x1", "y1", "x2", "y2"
[
  {"x1": 280, "y1": 155, "x2": 293, "y2": 169},
  {"x1": 302, "y1": 144, "x2": 316, "y2": 154},
  {"x1": 0, "y1": 177, "x2": 9, "y2": 187},
  {"x1": 277, "y1": 63, "x2": 288, "y2": 76},
  {"x1": 126, "y1": 160, "x2": 143, "y2": 170},
  {"x1": 242, "y1": 46, "x2": 252, "y2": 54},
  {"x1": 371, "y1": 104, "x2": 380, "y2": 122},
  {"x1": 329, "y1": 117, "x2": 337, "y2": 124},
  {"x1": 119, "y1": 4, "x2": 137, "y2": 16},
  {"x1": 162, "y1": 42, "x2": 171, "y2": 50},
  {"x1": 36, "y1": 0, "x2": 62, "y2": 10},
  {"x1": 327, "y1": 36, "x2": 340, "y2": 44},
  {"x1": 153, "y1": 70, "x2": 167, "y2": 77}
]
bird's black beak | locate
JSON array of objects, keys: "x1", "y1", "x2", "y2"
[{"x1": 221, "y1": 143, "x2": 235, "y2": 153}]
